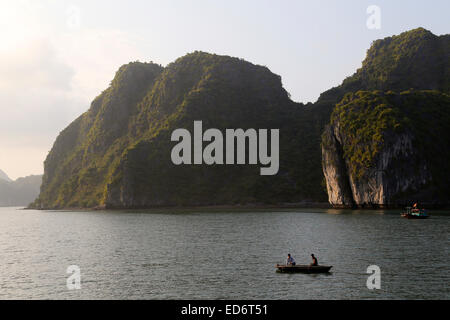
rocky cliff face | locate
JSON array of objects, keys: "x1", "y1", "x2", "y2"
[
  {"x1": 32, "y1": 52, "x2": 328, "y2": 209},
  {"x1": 322, "y1": 90, "x2": 449, "y2": 208},
  {"x1": 346, "y1": 133, "x2": 430, "y2": 206},
  {"x1": 31, "y1": 28, "x2": 450, "y2": 209},
  {"x1": 320, "y1": 28, "x2": 450, "y2": 208},
  {"x1": 322, "y1": 121, "x2": 431, "y2": 207},
  {"x1": 321, "y1": 124, "x2": 354, "y2": 207}
]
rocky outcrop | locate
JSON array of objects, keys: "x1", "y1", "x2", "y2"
[
  {"x1": 323, "y1": 124, "x2": 431, "y2": 207},
  {"x1": 349, "y1": 133, "x2": 430, "y2": 206},
  {"x1": 322, "y1": 90, "x2": 449, "y2": 208},
  {"x1": 319, "y1": 28, "x2": 450, "y2": 208},
  {"x1": 31, "y1": 28, "x2": 450, "y2": 209},
  {"x1": 31, "y1": 52, "x2": 329, "y2": 209},
  {"x1": 321, "y1": 125, "x2": 354, "y2": 207}
]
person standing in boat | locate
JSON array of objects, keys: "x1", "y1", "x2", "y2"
[
  {"x1": 286, "y1": 254, "x2": 296, "y2": 266},
  {"x1": 310, "y1": 254, "x2": 318, "y2": 266}
]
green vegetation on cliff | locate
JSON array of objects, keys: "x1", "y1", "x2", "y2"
[
  {"x1": 329, "y1": 90, "x2": 450, "y2": 186},
  {"x1": 33, "y1": 53, "x2": 328, "y2": 209},
  {"x1": 320, "y1": 28, "x2": 450, "y2": 206},
  {"x1": 32, "y1": 28, "x2": 450, "y2": 209},
  {"x1": 318, "y1": 28, "x2": 449, "y2": 104}
]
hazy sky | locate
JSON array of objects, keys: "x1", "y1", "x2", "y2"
[{"x1": 0, "y1": 0, "x2": 449, "y2": 179}]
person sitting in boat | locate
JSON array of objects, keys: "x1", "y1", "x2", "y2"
[
  {"x1": 310, "y1": 254, "x2": 318, "y2": 266},
  {"x1": 286, "y1": 254, "x2": 296, "y2": 266},
  {"x1": 412, "y1": 202, "x2": 419, "y2": 213}
]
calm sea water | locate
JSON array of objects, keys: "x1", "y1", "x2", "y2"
[{"x1": 0, "y1": 206, "x2": 448, "y2": 300}]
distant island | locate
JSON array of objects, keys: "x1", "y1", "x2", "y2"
[
  {"x1": 0, "y1": 170, "x2": 42, "y2": 207},
  {"x1": 30, "y1": 28, "x2": 449, "y2": 210}
]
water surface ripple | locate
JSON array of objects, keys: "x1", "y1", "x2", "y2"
[{"x1": 0, "y1": 207, "x2": 448, "y2": 299}]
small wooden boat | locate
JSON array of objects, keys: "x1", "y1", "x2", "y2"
[
  {"x1": 276, "y1": 264, "x2": 332, "y2": 273},
  {"x1": 401, "y1": 207, "x2": 429, "y2": 219}
]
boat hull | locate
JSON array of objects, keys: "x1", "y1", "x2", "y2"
[
  {"x1": 401, "y1": 213, "x2": 429, "y2": 219},
  {"x1": 276, "y1": 264, "x2": 332, "y2": 273}
]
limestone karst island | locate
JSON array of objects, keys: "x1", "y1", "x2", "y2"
[{"x1": 29, "y1": 28, "x2": 449, "y2": 210}]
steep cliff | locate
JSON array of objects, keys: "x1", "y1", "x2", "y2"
[
  {"x1": 32, "y1": 52, "x2": 328, "y2": 209},
  {"x1": 32, "y1": 28, "x2": 449, "y2": 209},
  {"x1": 35, "y1": 61, "x2": 164, "y2": 208},
  {"x1": 320, "y1": 27, "x2": 450, "y2": 208},
  {"x1": 322, "y1": 90, "x2": 450, "y2": 207}
]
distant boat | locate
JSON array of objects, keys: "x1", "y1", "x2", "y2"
[
  {"x1": 401, "y1": 207, "x2": 429, "y2": 219},
  {"x1": 275, "y1": 264, "x2": 332, "y2": 273}
]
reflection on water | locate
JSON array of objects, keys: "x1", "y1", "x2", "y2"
[{"x1": 0, "y1": 206, "x2": 448, "y2": 299}]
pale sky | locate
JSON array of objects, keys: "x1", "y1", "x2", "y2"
[{"x1": 0, "y1": 0, "x2": 449, "y2": 180}]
